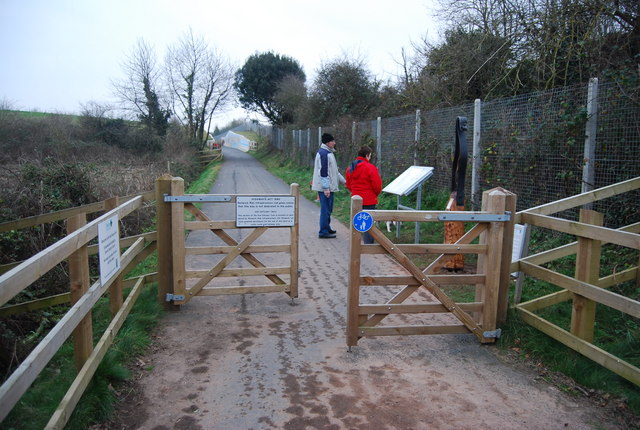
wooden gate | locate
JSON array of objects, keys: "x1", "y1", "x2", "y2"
[
  {"x1": 156, "y1": 175, "x2": 299, "y2": 306},
  {"x1": 347, "y1": 187, "x2": 516, "y2": 346}
]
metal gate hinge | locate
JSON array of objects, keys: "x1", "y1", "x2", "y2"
[
  {"x1": 165, "y1": 293, "x2": 185, "y2": 302},
  {"x1": 483, "y1": 328, "x2": 502, "y2": 339}
]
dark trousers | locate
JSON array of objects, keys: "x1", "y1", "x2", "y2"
[
  {"x1": 318, "y1": 191, "x2": 334, "y2": 236},
  {"x1": 362, "y1": 204, "x2": 376, "y2": 244}
]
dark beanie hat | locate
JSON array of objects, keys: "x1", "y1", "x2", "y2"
[{"x1": 321, "y1": 133, "x2": 334, "y2": 144}]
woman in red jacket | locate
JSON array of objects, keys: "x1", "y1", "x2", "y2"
[{"x1": 346, "y1": 145, "x2": 382, "y2": 244}]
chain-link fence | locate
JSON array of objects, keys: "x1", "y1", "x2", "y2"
[{"x1": 267, "y1": 78, "x2": 639, "y2": 228}]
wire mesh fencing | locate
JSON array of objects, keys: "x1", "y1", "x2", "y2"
[{"x1": 268, "y1": 78, "x2": 639, "y2": 228}]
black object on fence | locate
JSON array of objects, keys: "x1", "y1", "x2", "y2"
[{"x1": 451, "y1": 117, "x2": 468, "y2": 206}]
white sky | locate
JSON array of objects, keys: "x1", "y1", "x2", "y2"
[{"x1": 0, "y1": 0, "x2": 441, "y2": 129}]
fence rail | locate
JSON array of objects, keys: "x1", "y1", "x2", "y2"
[
  {"x1": 512, "y1": 177, "x2": 640, "y2": 386},
  {"x1": 0, "y1": 190, "x2": 156, "y2": 428}
]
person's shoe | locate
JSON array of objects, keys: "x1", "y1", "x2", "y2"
[
  {"x1": 318, "y1": 234, "x2": 336, "y2": 239},
  {"x1": 328, "y1": 229, "x2": 336, "y2": 234}
]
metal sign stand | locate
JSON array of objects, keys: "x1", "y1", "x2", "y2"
[{"x1": 382, "y1": 166, "x2": 434, "y2": 243}]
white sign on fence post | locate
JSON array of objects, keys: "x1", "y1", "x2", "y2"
[
  {"x1": 98, "y1": 215, "x2": 121, "y2": 285},
  {"x1": 236, "y1": 196, "x2": 296, "y2": 227}
]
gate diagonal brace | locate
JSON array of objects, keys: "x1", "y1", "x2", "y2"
[
  {"x1": 184, "y1": 203, "x2": 287, "y2": 287},
  {"x1": 187, "y1": 227, "x2": 268, "y2": 298},
  {"x1": 362, "y1": 223, "x2": 487, "y2": 329},
  {"x1": 367, "y1": 225, "x2": 494, "y2": 343}
]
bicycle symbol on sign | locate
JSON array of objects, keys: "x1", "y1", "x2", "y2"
[{"x1": 353, "y1": 211, "x2": 373, "y2": 232}]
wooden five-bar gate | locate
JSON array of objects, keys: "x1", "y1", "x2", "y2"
[
  {"x1": 347, "y1": 187, "x2": 516, "y2": 346},
  {"x1": 155, "y1": 175, "x2": 299, "y2": 307}
]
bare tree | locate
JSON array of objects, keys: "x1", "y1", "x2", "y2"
[
  {"x1": 113, "y1": 39, "x2": 170, "y2": 135},
  {"x1": 165, "y1": 30, "x2": 235, "y2": 150}
]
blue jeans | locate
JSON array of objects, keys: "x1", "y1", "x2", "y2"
[{"x1": 318, "y1": 191, "x2": 334, "y2": 236}]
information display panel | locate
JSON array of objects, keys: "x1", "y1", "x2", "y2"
[{"x1": 382, "y1": 166, "x2": 434, "y2": 196}]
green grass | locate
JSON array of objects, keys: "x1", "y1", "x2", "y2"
[
  {"x1": 0, "y1": 160, "x2": 223, "y2": 429},
  {"x1": 252, "y1": 144, "x2": 640, "y2": 419}
]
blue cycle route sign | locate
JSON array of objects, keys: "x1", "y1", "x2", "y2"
[{"x1": 353, "y1": 211, "x2": 373, "y2": 232}]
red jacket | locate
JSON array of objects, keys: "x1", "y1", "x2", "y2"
[{"x1": 346, "y1": 157, "x2": 382, "y2": 205}]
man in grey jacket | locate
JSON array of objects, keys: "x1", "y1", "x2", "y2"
[{"x1": 311, "y1": 133, "x2": 346, "y2": 238}]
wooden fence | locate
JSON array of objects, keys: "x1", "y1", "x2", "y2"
[
  {"x1": 512, "y1": 176, "x2": 640, "y2": 386},
  {"x1": 0, "y1": 190, "x2": 156, "y2": 428},
  {"x1": 347, "y1": 187, "x2": 516, "y2": 346}
]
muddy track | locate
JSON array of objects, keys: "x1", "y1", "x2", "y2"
[{"x1": 100, "y1": 147, "x2": 630, "y2": 430}]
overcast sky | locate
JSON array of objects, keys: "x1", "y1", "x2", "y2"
[{"x1": 0, "y1": 0, "x2": 441, "y2": 128}]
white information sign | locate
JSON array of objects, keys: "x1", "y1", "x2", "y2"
[
  {"x1": 236, "y1": 196, "x2": 296, "y2": 227},
  {"x1": 511, "y1": 224, "x2": 527, "y2": 276},
  {"x1": 382, "y1": 166, "x2": 435, "y2": 196},
  {"x1": 98, "y1": 215, "x2": 121, "y2": 285}
]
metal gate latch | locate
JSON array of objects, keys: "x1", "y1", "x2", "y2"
[{"x1": 165, "y1": 293, "x2": 185, "y2": 302}]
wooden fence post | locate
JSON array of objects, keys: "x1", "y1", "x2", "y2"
[
  {"x1": 347, "y1": 195, "x2": 363, "y2": 347},
  {"x1": 476, "y1": 188, "x2": 509, "y2": 332},
  {"x1": 571, "y1": 209, "x2": 603, "y2": 342},
  {"x1": 104, "y1": 196, "x2": 123, "y2": 317},
  {"x1": 289, "y1": 183, "x2": 300, "y2": 299},
  {"x1": 67, "y1": 213, "x2": 93, "y2": 371},
  {"x1": 171, "y1": 177, "x2": 186, "y2": 303},
  {"x1": 497, "y1": 189, "x2": 516, "y2": 324},
  {"x1": 155, "y1": 174, "x2": 178, "y2": 310}
]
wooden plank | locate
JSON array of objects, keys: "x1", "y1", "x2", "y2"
[
  {"x1": 517, "y1": 266, "x2": 637, "y2": 312},
  {"x1": 347, "y1": 196, "x2": 364, "y2": 347},
  {"x1": 0, "y1": 237, "x2": 145, "y2": 422},
  {"x1": 185, "y1": 204, "x2": 287, "y2": 287},
  {"x1": 571, "y1": 210, "x2": 602, "y2": 342},
  {"x1": 185, "y1": 244, "x2": 290, "y2": 255},
  {"x1": 360, "y1": 302, "x2": 482, "y2": 314},
  {"x1": 360, "y1": 274, "x2": 484, "y2": 286},
  {"x1": 497, "y1": 189, "x2": 517, "y2": 323},
  {"x1": 0, "y1": 190, "x2": 154, "y2": 233},
  {"x1": 360, "y1": 243, "x2": 486, "y2": 255},
  {"x1": 480, "y1": 188, "x2": 508, "y2": 331},
  {"x1": 360, "y1": 325, "x2": 471, "y2": 336},
  {"x1": 289, "y1": 183, "x2": 300, "y2": 298},
  {"x1": 0, "y1": 196, "x2": 144, "y2": 307},
  {"x1": 362, "y1": 223, "x2": 487, "y2": 328},
  {"x1": 520, "y1": 176, "x2": 640, "y2": 217},
  {"x1": 186, "y1": 228, "x2": 267, "y2": 298},
  {"x1": 123, "y1": 272, "x2": 158, "y2": 288},
  {"x1": 520, "y1": 261, "x2": 640, "y2": 318},
  {"x1": 521, "y1": 213, "x2": 640, "y2": 250},
  {"x1": 155, "y1": 174, "x2": 175, "y2": 309},
  {"x1": 45, "y1": 276, "x2": 147, "y2": 430},
  {"x1": 186, "y1": 266, "x2": 291, "y2": 277},
  {"x1": 87, "y1": 231, "x2": 156, "y2": 255},
  {"x1": 516, "y1": 306, "x2": 640, "y2": 386},
  {"x1": 170, "y1": 177, "x2": 186, "y2": 303},
  {"x1": 185, "y1": 220, "x2": 237, "y2": 230},
  {"x1": 0, "y1": 293, "x2": 70, "y2": 316},
  {"x1": 197, "y1": 285, "x2": 290, "y2": 296},
  {"x1": 67, "y1": 213, "x2": 93, "y2": 371},
  {"x1": 368, "y1": 226, "x2": 493, "y2": 343}
]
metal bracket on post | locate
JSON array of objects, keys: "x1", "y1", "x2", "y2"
[
  {"x1": 165, "y1": 293, "x2": 185, "y2": 302},
  {"x1": 483, "y1": 328, "x2": 502, "y2": 339},
  {"x1": 163, "y1": 194, "x2": 231, "y2": 203},
  {"x1": 438, "y1": 211, "x2": 511, "y2": 222}
]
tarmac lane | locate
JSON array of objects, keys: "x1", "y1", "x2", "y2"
[{"x1": 119, "y1": 147, "x2": 623, "y2": 430}]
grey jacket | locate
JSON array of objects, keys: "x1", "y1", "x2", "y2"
[{"x1": 311, "y1": 144, "x2": 346, "y2": 192}]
